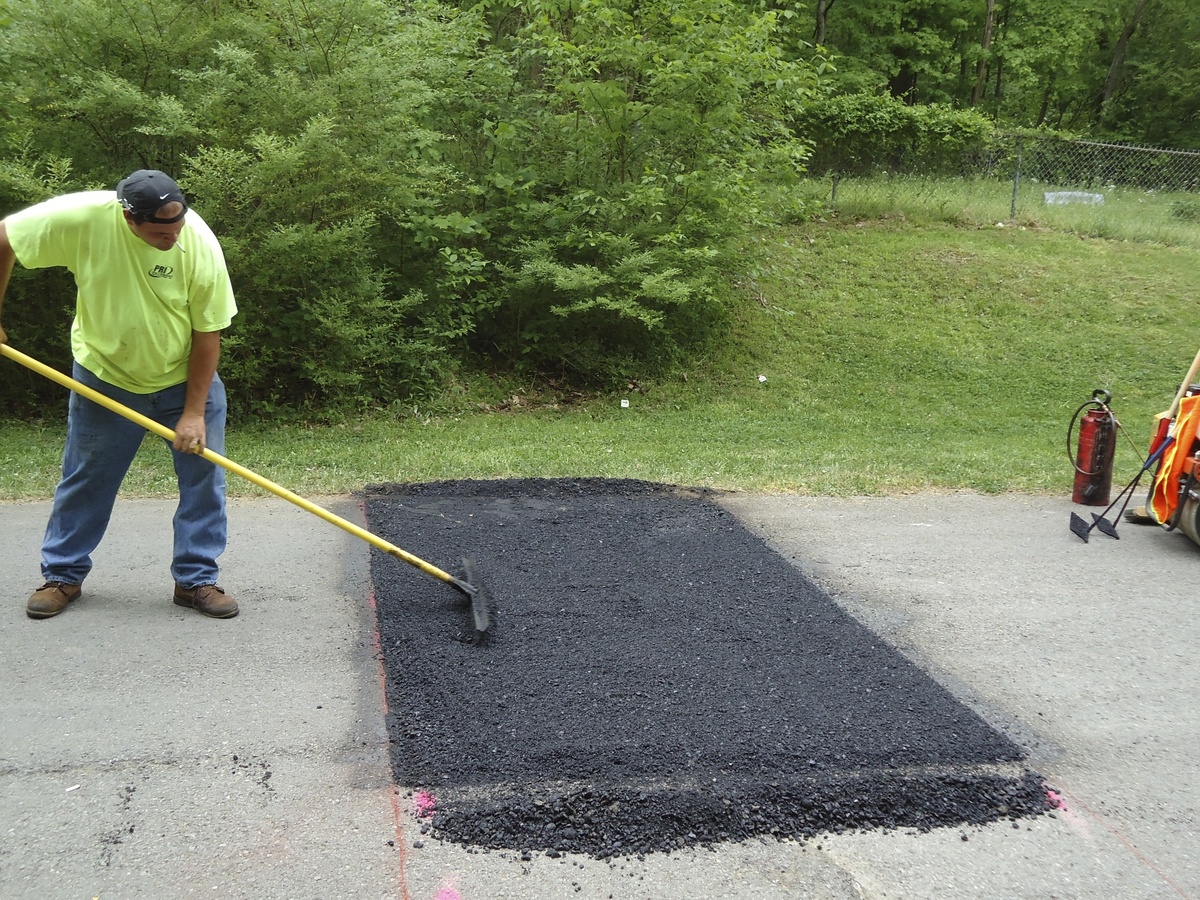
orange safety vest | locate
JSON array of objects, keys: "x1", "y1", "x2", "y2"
[{"x1": 1150, "y1": 393, "x2": 1200, "y2": 526}]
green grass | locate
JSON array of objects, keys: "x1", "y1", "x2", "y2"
[
  {"x1": 814, "y1": 174, "x2": 1200, "y2": 248},
  {"x1": 1, "y1": 218, "x2": 1196, "y2": 499}
]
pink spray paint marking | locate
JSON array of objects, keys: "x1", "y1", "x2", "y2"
[
  {"x1": 1046, "y1": 786, "x2": 1094, "y2": 843},
  {"x1": 414, "y1": 790, "x2": 438, "y2": 818},
  {"x1": 434, "y1": 890, "x2": 462, "y2": 900}
]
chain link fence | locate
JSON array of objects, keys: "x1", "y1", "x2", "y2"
[
  {"x1": 1017, "y1": 137, "x2": 1200, "y2": 190},
  {"x1": 1007, "y1": 136, "x2": 1200, "y2": 217},
  {"x1": 806, "y1": 134, "x2": 1200, "y2": 244}
]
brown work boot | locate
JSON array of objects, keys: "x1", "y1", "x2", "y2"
[
  {"x1": 173, "y1": 583, "x2": 239, "y2": 618},
  {"x1": 27, "y1": 582, "x2": 82, "y2": 619}
]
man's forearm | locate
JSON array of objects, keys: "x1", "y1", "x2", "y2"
[{"x1": 184, "y1": 329, "x2": 222, "y2": 417}]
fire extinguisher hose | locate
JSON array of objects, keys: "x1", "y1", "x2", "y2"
[{"x1": 1066, "y1": 388, "x2": 1117, "y2": 476}]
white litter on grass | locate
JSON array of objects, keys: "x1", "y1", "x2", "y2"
[
  {"x1": 758, "y1": 374, "x2": 767, "y2": 383},
  {"x1": 1044, "y1": 191, "x2": 1104, "y2": 205},
  {"x1": 620, "y1": 399, "x2": 630, "y2": 408}
]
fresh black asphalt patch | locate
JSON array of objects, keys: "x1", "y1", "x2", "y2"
[{"x1": 365, "y1": 478, "x2": 1050, "y2": 859}]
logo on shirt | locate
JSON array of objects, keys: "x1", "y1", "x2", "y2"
[{"x1": 149, "y1": 265, "x2": 175, "y2": 279}]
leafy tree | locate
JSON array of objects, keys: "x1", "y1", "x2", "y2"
[
  {"x1": 977, "y1": 0, "x2": 1109, "y2": 129},
  {"x1": 1098, "y1": 0, "x2": 1149, "y2": 112},
  {"x1": 1098, "y1": 0, "x2": 1200, "y2": 146},
  {"x1": 802, "y1": 0, "x2": 979, "y2": 102},
  {"x1": 433, "y1": 0, "x2": 821, "y2": 382},
  {"x1": 794, "y1": 0, "x2": 1199, "y2": 145},
  {"x1": 0, "y1": 0, "x2": 483, "y2": 416},
  {"x1": 3, "y1": 0, "x2": 256, "y2": 176},
  {"x1": 176, "y1": 6, "x2": 483, "y2": 415},
  {"x1": 1, "y1": 0, "x2": 823, "y2": 416}
]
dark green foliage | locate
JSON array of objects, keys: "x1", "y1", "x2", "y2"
[
  {"x1": 794, "y1": 0, "x2": 1199, "y2": 147},
  {"x1": 0, "y1": 0, "x2": 818, "y2": 417},
  {"x1": 435, "y1": 0, "x2": 817, "y2": 383},
  {"x1": 3, "y1": 0, "x2": 1196, "y2": 420},
  {"x1": 184, "y1": 138, "x2": 449, "y2": 419},
  {"x1": 807, "y1": 0, "x2": 973, "y2": 103},
  {"x1": 794, "y1": 94, "x2": 996, "y2": 179},
  {"x1": 0, "y1": 152, "x2": 82, "y2": 417},
  {"x1": 1097, "y1": 0, "x2": 1200, "y2": 148},
  {"x1": 0, "y1": 0, "x2": 475, "y2": 418}
]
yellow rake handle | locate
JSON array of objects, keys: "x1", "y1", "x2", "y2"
[
  {"x1": 0, "y1": 342, "x2": 458, "y2": 586},
  {"x1": 1157, "y1": 343, "x2": 1200, "y2": 425}
]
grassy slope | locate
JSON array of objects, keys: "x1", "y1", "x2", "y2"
[{"x1": 1, "y1": 220, "x2": 1196, "y2": 499}]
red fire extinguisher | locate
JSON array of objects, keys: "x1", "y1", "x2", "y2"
[{"x1": 1069, "y1": 389, "x2": 1117, "y2": 506}]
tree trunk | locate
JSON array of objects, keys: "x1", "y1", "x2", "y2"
[
  {"x1": 993, "y1": 1, "x2": 1011, "y2": 101},
  {"x1": 815, "y1": 0, "x2": 835, "y2": 45},
  {"x1": 1036, "y1": 74, "x2": 1056, "y2": 127},
  {"x1": 971, "y1": 0, "x2": 997, "y2": 106},
  {"x1": 890, "y1": 65, "x2": 919, "y2": 102},
  {"x1": 1098, "y1": 0, "x2": 1148, "y2": 110}
]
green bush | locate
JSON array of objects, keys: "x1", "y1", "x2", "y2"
[
  {"x1": 0, "y1": 149, "x2": 88, "y2": 416},
  {"x1": 441, "y1": 0, "x2": 817, "y2": 383},
  {"x1": 794, "y1": 93, "x2": 996, "y2": 179},
  {"x1": 0, "y1": 0, "x2": 821, "y2": 415},
  {"x1": 0, "y1": 0, "x2": 475, "y2": 418}
]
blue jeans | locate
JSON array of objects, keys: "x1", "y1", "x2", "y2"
[{"x1": 41, "y1": 363, "x2": 228, "y2": 589}]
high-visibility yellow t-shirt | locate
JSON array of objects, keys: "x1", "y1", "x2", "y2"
[{"x1": 5, "y1": 191, "x2": 237, "y2": 393}]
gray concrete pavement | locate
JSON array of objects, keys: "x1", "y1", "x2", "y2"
[
  {"x1": 0, "y1": 498, "x2": 403, "y2": 900},
  {"x1": 1, "y1": 490, "x2": 1197, "y2": 899}
]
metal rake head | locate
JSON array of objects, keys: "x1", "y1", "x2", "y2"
[
  {"x1": 1091, "y1": 513, "x2": 1121, "y2": 539},
  {"x1": 1069, "y1": 512, "x2": 1092, "y2": 543}
]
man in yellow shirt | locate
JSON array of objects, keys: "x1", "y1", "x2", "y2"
[{"x1": 0, "y1": 170, "x2": 240, "y2": 619}]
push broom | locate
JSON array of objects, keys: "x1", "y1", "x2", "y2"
[{"x1": 1, "y1": 343, "x2": 490, "y2": 635}]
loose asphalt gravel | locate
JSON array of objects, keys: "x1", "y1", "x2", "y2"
[{"x1": 365, "y1": 478, "x2": 1053, "y2": 861}]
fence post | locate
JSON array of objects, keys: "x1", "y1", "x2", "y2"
[{"x1": 1010, "y1": 137, "x2": 1023, "y2": 220}]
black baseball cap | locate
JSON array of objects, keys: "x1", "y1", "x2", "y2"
[{"x1": 116, "y1": 169, "x2": 188, "y2": 223}]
